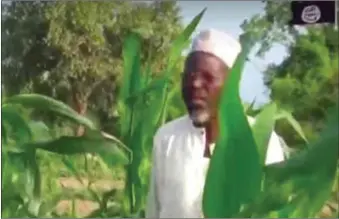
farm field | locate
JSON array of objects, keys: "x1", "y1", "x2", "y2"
[{"x1": 1, "y1": 1, "x2": 338, "y2": 218}]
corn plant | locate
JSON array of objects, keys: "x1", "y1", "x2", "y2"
[
  {"x1": 202, "y1": 33, "x2": 339, "y2": 218},
  {"x1": 115, "y1": 8, "x2": 207, "y2": 216},
  {"x1": 1, "y1": 94, "x2": 130, "y2": 217}
]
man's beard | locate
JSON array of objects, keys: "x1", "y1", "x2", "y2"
[{"x1": 189, "y1": 109, "x2": 211, "y2": 127}]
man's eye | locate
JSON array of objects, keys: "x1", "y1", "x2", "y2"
[{"x1": 185, "y1": 71, "x2": 196, "y2": 78}]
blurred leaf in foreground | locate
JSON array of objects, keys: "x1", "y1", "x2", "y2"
[
  {"x1": 258, "y1": 105, "x2": 338, "y2": 217},
  {"x1": 203, "y1": 35, "x2": 261, "y2": 218}
]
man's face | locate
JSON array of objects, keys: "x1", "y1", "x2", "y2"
[{"x1": 182, "y1": 52, "x2": 229, "y2": 127}]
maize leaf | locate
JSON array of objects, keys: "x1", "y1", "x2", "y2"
[
  {"x1": 28, "y1": 121, "x2": 51, "y2": 142},
  {"x1": 275, "y1": 109, "x2": 308, "y2": 143},
  {"x1": 155, "y1": 7, "x2": 206, "y2": 122},
  {"x1": 119, "y1": 32, "x2": 143, "y2": 214},
  {"x1": 4, "y1": 94, "x2": 96, "y2": 130},
  {"x1": 119, "y1": 32, "x2": 143, "y2": 140},
  {"x1": 155, "y1": 7, "x2": 206, "y2": 124},
  {"x1": 23, "y1": 135, "x2": 130, "y2": 165},
  {"x1": 236, "y1": 182, "x2": 292, "y2": 217},
  {"x1": 251, "y1": 102, "x2": 277, "y2": 166},
  {"x1": 2, "y1": 105, "x2": 33, "y2": 147},
  {"x1": 120, "y1": 8, "x2": 206, "y2": 214},
  {"x1": 166, "y1": 7, "x2": 206, "y2": 72},
  {"x1": 203, "y1": 38, "x2": 261, "y2": 217},
  {"x1": 120, "y1": 32, "x2": 142, "y2": 103},
  {"x1": 24, "y1": 150, "x2": 42, "y2": 217},
  {"x1": 263, "y1": 106, "x2": 338, "y2": 217},
  {"x1": 126, "y1": 77, "x2": 170, "y2": 103}
]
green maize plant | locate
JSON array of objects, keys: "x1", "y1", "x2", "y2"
[
  {"x1": 116, "y1": 8, "x2": 207, "y2": 216},
  {"x1": 202, "y1": 34, "x2": 339, "y2": 218},
  {"x1": 2, "y1": 9, "x2": 337, "y2": 218},
  {"x1": 1, "y1": 94, "x2": 130, "y2": 218}
]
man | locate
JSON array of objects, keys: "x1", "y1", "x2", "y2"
[{"x1": 146, "y1": 29, "x2": 285, "y2": 218}]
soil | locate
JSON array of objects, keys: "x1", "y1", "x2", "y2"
[{"x1": 55, "y1": 177, "x2": 124, "y2": 217}]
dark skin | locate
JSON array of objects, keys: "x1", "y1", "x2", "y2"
[{"x1": 181, "y1": 51, "x2": 229, "y2": 157}]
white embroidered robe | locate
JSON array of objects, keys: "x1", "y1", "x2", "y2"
[{"x1": 146, "y1": 115, "x2": 285, "y2": 218}]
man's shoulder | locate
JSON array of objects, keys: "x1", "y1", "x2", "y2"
[{"x1": 155, "y1": 115, "x2": 190, "y2": 140}]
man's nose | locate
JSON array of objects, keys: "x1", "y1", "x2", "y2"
[{"x1": 192, "y1": 77, "x2": 203, "y2": 88}]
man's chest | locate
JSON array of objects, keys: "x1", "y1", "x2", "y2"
[{"x1": 156, "y1": 134, "x2": 211, "y2": 215}]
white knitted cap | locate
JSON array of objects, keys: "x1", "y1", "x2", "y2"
[{"x1": 189, "y1": 29, "x2": 242, "y2": 68}]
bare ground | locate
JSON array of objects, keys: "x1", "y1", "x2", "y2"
[{"x1": 55, "y1": 177, "x2": 124, "y2": 217}]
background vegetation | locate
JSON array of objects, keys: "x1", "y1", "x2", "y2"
[{"x1": 1, "y1": 1, "x2": 338, "y2": 218}]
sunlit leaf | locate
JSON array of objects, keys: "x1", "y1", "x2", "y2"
[{"x1": 4, "y1": 94, "x2": 96, "y2": 130}]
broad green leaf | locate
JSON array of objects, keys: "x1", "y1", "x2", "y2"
[
  {"x1": 266, "y1": 106, "x2": 338, "y2": 179},
  {"x1": 252, "y1": 102, "x2": 278, "y2": 166},
  {"x1": 24, "y1": 135, "x2": 130, "y2": 165},
  {"x1": 4, "y1": 94, "x2": 96, "y2": 130},
  {"x1": 126, "y1": 125, "x2": 144, "y2": 212},
  {"x1": 275, "y1": 109, "x2": 308, "y2": 143},
  {"x1": 236, "y1": 182, "x2": 292, "y2": 217},
  {"x1": 126, "y1": 77, "x2": 169, "y2": 103},
  {"x1": 120, "y1": 32, "x2": 142, "y2": 103},
  {"x1": 100, "y1": 131, "x2": 132, "y2": 161},
  {"x1": 24, "y1": 150, "x2": 42, "y2": 217},
  {"x1": 28, "y1": 121, "x2": 51, "y2": 142},
  {"x1": 119, "y1": 32, "x2": 144, "y2": 215},
  {"x1": 119, "y1": 8, "x2": 205, "y2": 214},
  {"x1": 118, "y1": 33, "x2": 143, "y2": 149},
  {"x1": 167, "y1": 8, "x2": 206, "y2": 71},
  {"x1": 203, "y1": 38, "x2": 261, "y2": 217},
  {"x1": 264, "y1": 106, "x2": 338, "y2": 217},
  {"x1": 2, "y1": 104, "x2": 32, "y2": 144}
]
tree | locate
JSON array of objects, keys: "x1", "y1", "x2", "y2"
[
  {"x1": 1, "y1": 1, "x2": 184, "y2": 135},
  {"x1": 266, "y1": 26, "x2": 338, "y2": 146},
  {"x1": 240, "y1": 1, "x2": 299, "y2": 57},
  {"x1": 242, "y1": 1, "x2": 338, "y2": 216},
  {"x1": 241, "y1": 0, "x2": 338, "y2": 145}
]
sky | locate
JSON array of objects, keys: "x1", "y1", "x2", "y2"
[{"x1": 178, "y1": 1, "x2": 288, "y2": 106}]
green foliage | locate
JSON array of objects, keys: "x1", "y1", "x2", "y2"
[
  {"x1": 203, "y1": 37, "x2": 262, "y2": 217},
  {"x1": 1, "y1": 1, "x2": 184, "y2": 129},
  {"x1": 240, "y1": 1, "x2": 299, "y2": 57},
  {"x1": 240, "y1": 1, "x2": 339, "y2": 216},
  {"x1": 202, "y1": 35, "x2": 337, "y2": 218},
  {"x1": 4, "y1": 94, "x2": 97, "y2": 130},
  {"x1": 2, "y1": 4, "x2": 338, "y2": 218},
  {"x1": 252, "y1": 103, "x2": 278, "y2": 166},
  {"x1": 1, "y1": 94, "x2": 129, "y2": 218},
  {"x1": 116, "y1": 9, "x2": 206, "y2": 215},
  {"x1": 242, "y1": 1, "x2": 338, "y2": 146},
  {"x1": 261, "y1": 105, "x2": 338, "y2": 218}
]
